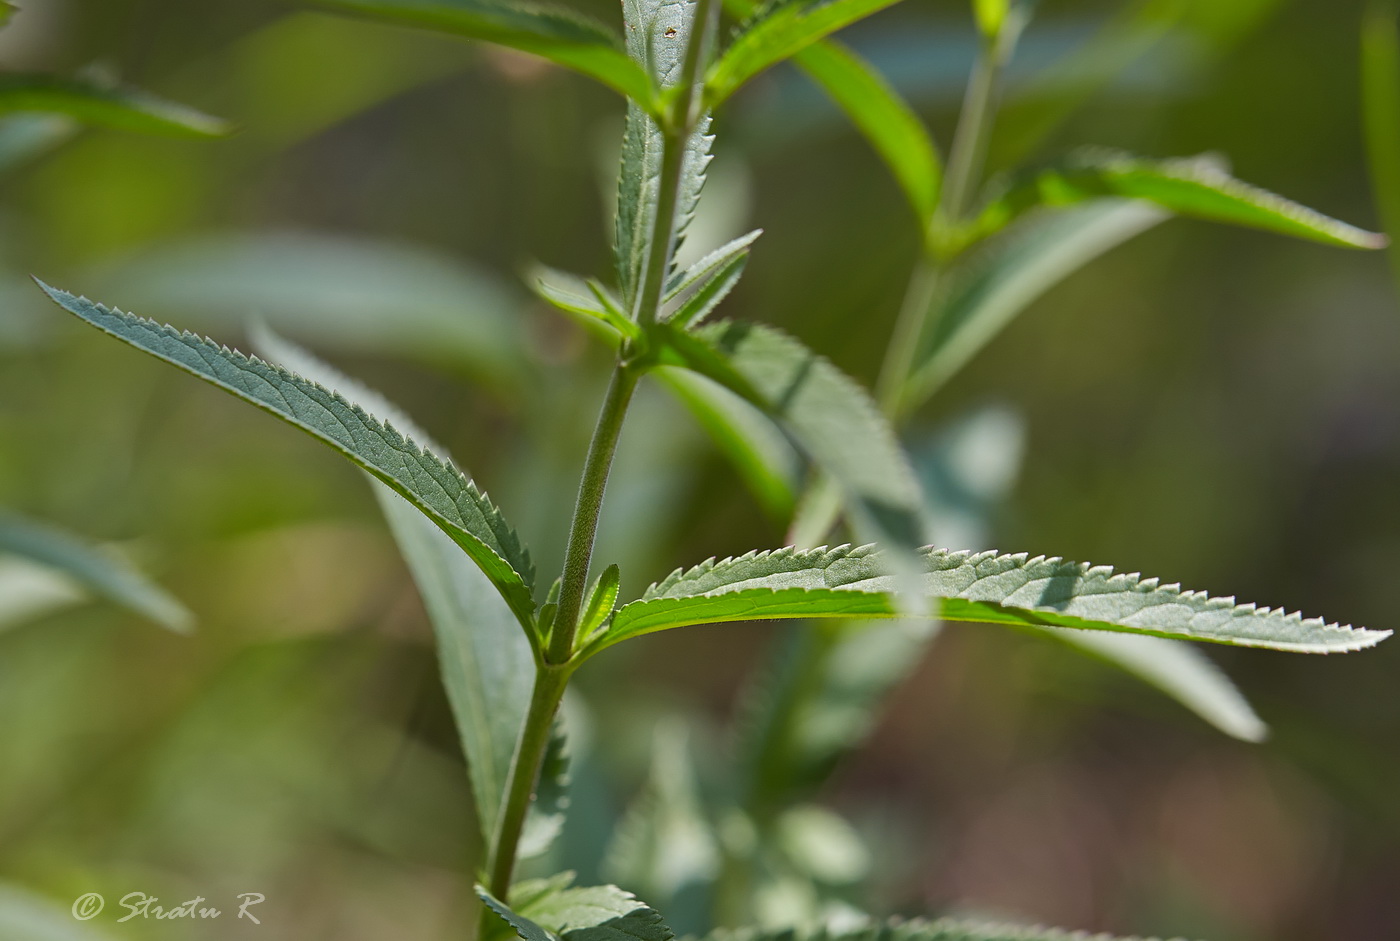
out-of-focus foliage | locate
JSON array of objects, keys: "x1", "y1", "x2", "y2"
[{"x1": 3, "y1": 0, "x2": 1399, "y2": 940}]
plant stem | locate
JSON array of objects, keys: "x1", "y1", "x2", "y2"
[
  {"x1": 547, "y1": 364, "x2": 640, "y2": 664},
  {"x1": 485, "y1": 661, "x2": 570, "y2": 899},
  {"x1": 478, "y1": 2, "x2": 721, "y2": 917},
  {"x1": 632, "y1": 0, "x2": 717, "y2": 327}
]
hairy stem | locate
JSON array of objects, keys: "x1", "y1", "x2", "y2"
[
  {"x1": 480, "y1": 1, "x2": 721, "y2": 915},
  {"x1": 547, "y1": 364, "x2": 640, "y2": 664},
  {"x1": 633, "y1": 0, "x2": 716, "y2": 327},
  {"x1": 485, "y1": 662, "x2": 570, "y2": 900}
]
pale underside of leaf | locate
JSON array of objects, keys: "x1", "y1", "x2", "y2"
[
  {"x1": 479, "y1": 877, "x2": 676, "y2": 941},
  {"x1": 0, "y1": 74, "x2": 229, "y2": 138},
  {"x1": 590, "y1": 545, "x2": 1389, "y2": 655},
  {"x1": 974, "y1": 149, "x2": 1385, "y2": 250},
  {"x1": 312, "y1": 0, "x2": 655, "y2": 105},
  {"x1": 661, "y1": 320, "x2": 924, "y2": 549},
  {"x1": 614, "y1": 0, "x2": 713, "y2": 310},
  {"x1": 0, "y1": 512, "x2": 192, "y2": 633},
  {"x1": 906, "y1": 199, "x2": 1168, "y2": 408},
  {"x1": 1043, "y1": 627, "x2": 1267, "y2": 742},
  {"x1": 38, "y1": 281, "x2": 536, "y2": 627},
  {"x1": 250, "y1": 324, "x2": 537, "y2": 843}
]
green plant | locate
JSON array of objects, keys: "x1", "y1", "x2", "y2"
[{"x1": 34, "y1": 1, "x2": 1390, "y2": 940}]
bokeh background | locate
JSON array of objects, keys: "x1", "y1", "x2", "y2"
[{"x1": 1, "y1": 0, "x2": 1398, "y2": 938}]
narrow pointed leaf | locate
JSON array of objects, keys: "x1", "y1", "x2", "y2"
[
  {"x1": 906, "y1": 199, "x2": 1168, "y2": 407},
  {"x1": 1044, "y1": 628, "x2": 1267, "y2": 742},
  {"x1": 311, "y1": 0, "x2": 655, "y2": 105},
  {"x1": 973, "y1": 149, "x2": 1385, "y2": 249},
  {"x1": 705, "y1": 0, "x2": 909, "y2": 107},
  {"x1": 0, "y1": 512, "x2": 192, "y2": 633},
  {"x1": 0, "y1": 75, "x2": 229, "y2": 138},
  {"x1": 586, "y1": 545, "x2": 1389, "y2": 655},
  {"x1": 38, "y1": 281, "x2": 537, "y2": 627},
  {"x1": 666, "y1": 228, "x2": 762, "y2": 300},
  {"x1": 792, "y1": 40, "x2": 939, "y2": 222},
  {"x1": 1363, "y1": 1, "x2": 1400, "y2": 286},
  {"x1": 659, "y1": 320, "x2": 925, "y2": 549},
  {"x1": 250, "y1": 325, "x2": 537, "y2": 844},
  {"x1": 670, "y1": 252, "x2": 746, "y2": 326},
  {"x1": 579, "y1": 563, "x2": 623, "y2": 641},
  {"x1": 530, "y1": 264, "x2": 640, "y2": 339},
  {"x1": 615, "y1": 0, "x2": 714, "y2": 309}
]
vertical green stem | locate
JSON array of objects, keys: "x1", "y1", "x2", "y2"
[
  {"x1": 478, "y1": 2, "x2": 722, "y2": 924},
  {"x1": 547, "y1": 364, "x2": 640, "y2": 664},
  {"x1": 485, "y1": 662, "x2": 570, "y2": 898}
]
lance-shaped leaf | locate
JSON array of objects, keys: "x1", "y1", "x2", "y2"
[
  {"x1": 971, "y1": 149, "x2": 1385, "y2": 249},
  {"x1": 479, "y1": 877, "x2": 675, "y2": 941},
  {"x1": 659, "y1": 320, "x2": 925, "y2": 549},
  {"x1": 37, "y1": 281, "x2": 537, "y2": 627},
  {"x1": 705, "y1": 0, "x2": 910, "y2": 107},
  {"x1": 585, "y1": 545, "x2": 1389, "y2": 656},
  {"x1": 791, "y1": 39, "x2": 939, "y2": 223},
  {"x1": 665, "y1": 228, "x2": 762, "y2": 301},
  {"x1": 670, "y1": 252, "x2": 746, "y2": 326},
  {"x1": 530, "y1": 263, "x2": 639, "y2": 340},
  {"x1": 0, "y1": 512, "x2": 192, "y2": 633},
  {"x1": 311, "y1": 0, "x2": 655, "y2": 106},
  {"x1": 1044, "y1": 628, "x2": 1267, "y2": 742},
  {"x1": 1363, "y1": 1, "x2": 1400, "y2": 288},
  {"x1": 615, "y1": 0, "x2": 714, "y2": 309},
  {"x1": 906, "y1": 199, "x2": 1168, "y2": 408},
  {"x1": 0, "y1": 74, "x2": 229, "y2": 138},
  {"x1": 249, "y1": 325, "x2": 537, "y2": 843}
]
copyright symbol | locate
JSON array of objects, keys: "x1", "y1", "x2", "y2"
[{"x1": 72, "y1": 893, "x2": 104, "y2": 920}]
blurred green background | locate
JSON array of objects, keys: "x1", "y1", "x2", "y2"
[{"x1": 2, "y1": 0, "x2": 1398, "y2": 938}]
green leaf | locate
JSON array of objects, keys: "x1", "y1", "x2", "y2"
[
  {"x1": 1363, "y1": 1, "x2": 1400, "y2": 288},
  {"x1": 792, "y1": 40, "x2": 939, "y2": 223},
  {"x1": 38, "y1": 281, "x2": 537, "y2": 627},
  {"x1": 0, "y1": 3, "x2": 15, "y2": 29},
  {"x1": 0, "y1": 558, "x2": 85, "y2": 631},
  {"x1": 478, "y1": 877, "x2": 676, "y2": 941},
  {"x1": 659, "y1": 320, "x2": 925, "y2": 550},
  {"x1": 586, "y1": 544, "x2": 1390, "y2": 656},
  {"x1": 0, "y1": 74, "x2": 229, "y2": 138},
  {"x1": 906, "y1": 199, "x2": 1168, "y2": 408},
  {"x1": 311, "y1": 0, "x2": 656, "y2": 106},
  {"x1": 972, "y1": 149, "x2": 1386, "y2": 250},
  {"x1": 1043, "y1": 628, "x2": 1267, "y2": 742},
  {"x1": 670, "y1": 251, "x2": 746, "y2": 326},
  {"x1": 579, "y1": 563, "x2": 623, "y2": 642},
  {"x1": 102, "y1": 231, "x2": 526, "y2": 389},
  {"x1": 705, "y1": 0, "x2": 909, "y2": 107},
  {"x1": 0, "y1": 511, "x2": 192, "y2": 633},
  {"x1": 520, "y1": 715, "x2": 573, "y2": 858},
  {"x1": 529, "y1": 263, "x2": 640, "y2": 340},
  {"x1": 665, "y1": 228, "x2": 762, "y2": 301},
  {"x1": 656, "y1": 366, "x2": 802, "y2": 523},
  {"x1": 248, "y1": 324, "x2": 536, "y2": 845}
]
